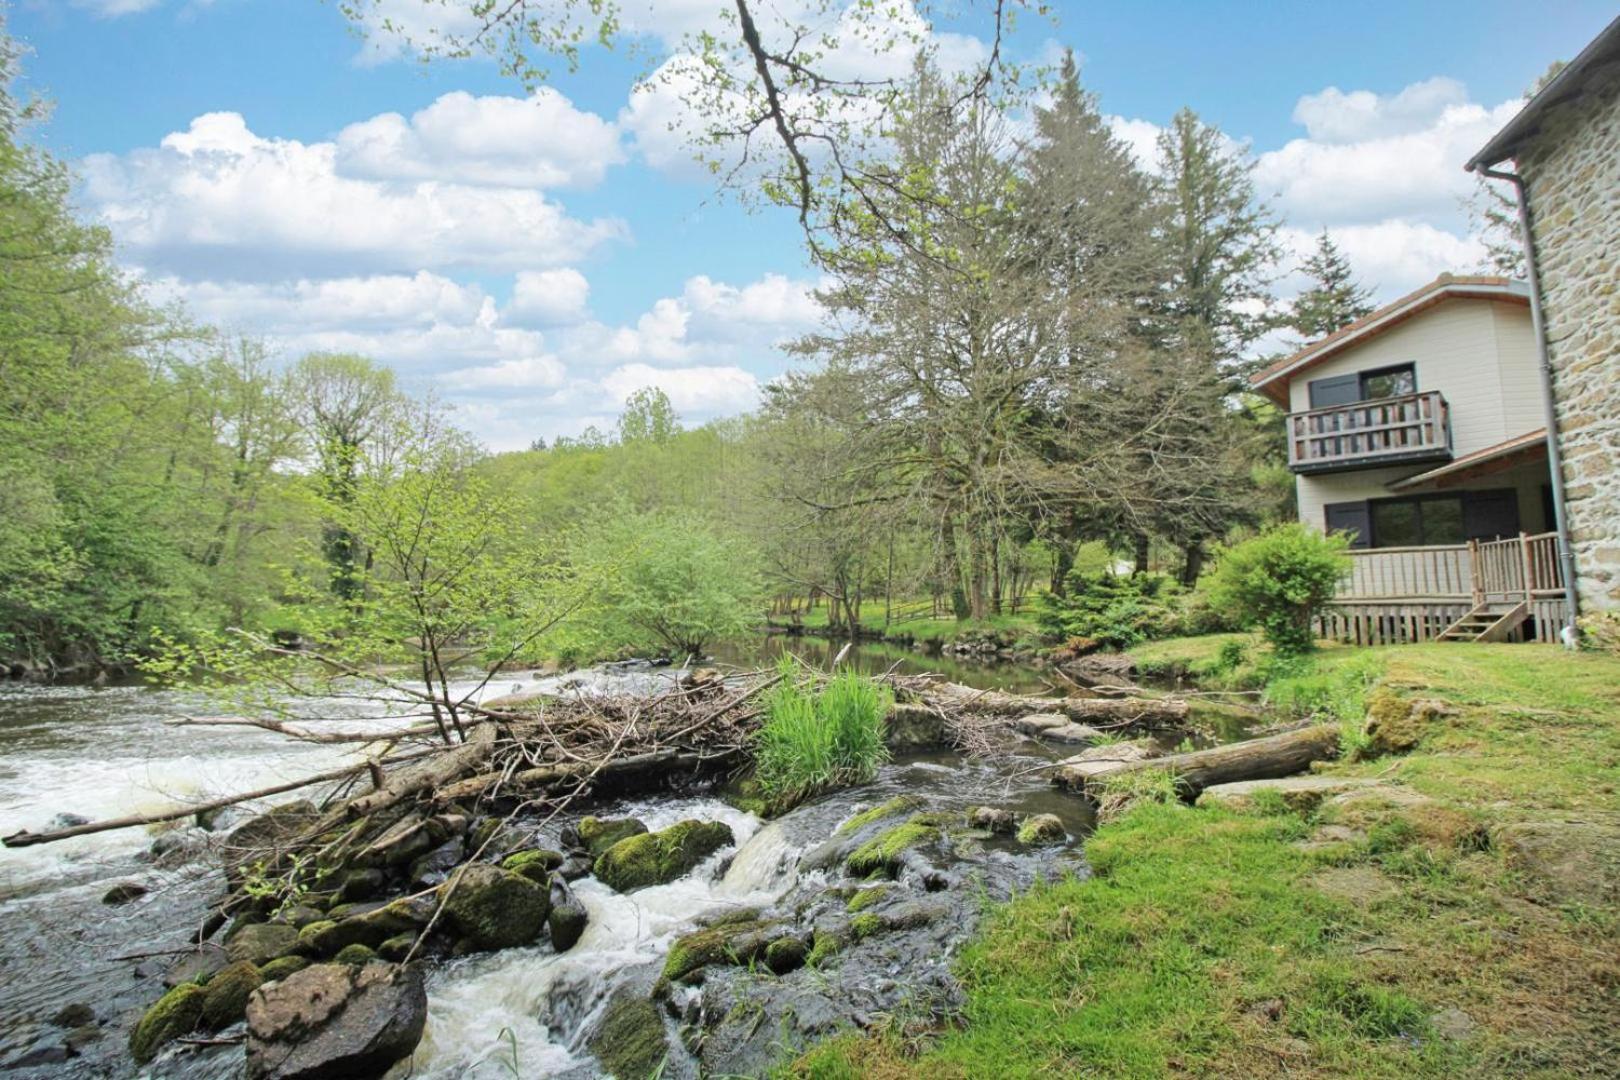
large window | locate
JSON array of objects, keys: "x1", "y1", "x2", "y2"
[{"x1": 1325, "y1": 488, "x2": 1519, "y2": 548}]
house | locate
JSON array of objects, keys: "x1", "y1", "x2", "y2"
[
  {"x1": 1466, "y1": 14, "x2": 1620, "y2": 614},
  {"x1": 1252, "y1": 274, "x2": 1570, "y2": 644}
]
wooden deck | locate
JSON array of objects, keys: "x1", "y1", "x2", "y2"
[{"x1": 1318, "y1": 532, "x2": 1568, "y2": 645}]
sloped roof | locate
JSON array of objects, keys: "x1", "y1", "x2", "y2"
[
  {"x1": 1387, "y1": 428, "x2": 1548, "y2": 492},
  {"x1": 1250, "y1": 274, "x2": 1529, "y2": 404},
  {"x1": 1467, "y1": 15, "x2": 1620, "y2": 171}
]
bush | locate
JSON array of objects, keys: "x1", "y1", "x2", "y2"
[
  {"x1": 754, "y1": 659, "x2": 892, "y2": 811},
  {"x1": 1203, "y1": 525, "x2": 1350, "y2": 657},
  {"x1": 1037, "y1": 571, "x2": 1180, "y2": 650}
]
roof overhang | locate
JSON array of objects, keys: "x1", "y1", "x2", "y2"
[
  {"x1": 1249, "y1": 275, "x2": 1528, "y2": 405},
  {"x1": 1387, "y1": 429, "x2": 1548, "y2": 493},
  {"x1": 1467, "y1": 15, "x2": 1620, "y2": 172}
]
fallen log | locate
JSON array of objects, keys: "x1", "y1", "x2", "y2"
[
  {"x1": 340, "y1": 724, "x2": 496, "y2": 820},
  {"x1": 913, "y1": 682, "x2": 1188, "y2": 727},
  {"x1": 1054, "y1": 723, "x2": 1340, "y2": 797},
  {"x1": 434, "y1": 747, "x2": 746, "y2": 804}
]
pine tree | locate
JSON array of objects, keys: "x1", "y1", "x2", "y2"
[{"x1": 1290, "y1": 230, "x2": 1375, "y2": 338}]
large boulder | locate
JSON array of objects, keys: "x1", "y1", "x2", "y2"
[
  {"x1": 227, "y1": 922, "x2": 302, "y2": 966},
  {"x1": 442, "y1": 864, "x2": 549, "y2": 950},
  {"x1": 594, "y1": 819, "x2": 735, "y2": 893},
  {"x1": 223, "y1": 801, "x2": 320, "y2": 885},
  {"x1": 576, "y1": 816, "x2": 648, "y2": 857},
  {"x1": 587, "y1": 992, "x2": 669, "y2": 1080},
  {"x1": 245, "y1": 962, "x2": 426, "y2": 1080},
  {"x1": 1197, "y1": 776, "x2": 1386, "y2": 813},
  {"x1": 201, "y1": 961, "x2": 263, "y2": 1030},
  {"x1": 129, "y1": 983, "x2": 206, "y2": 1064}
]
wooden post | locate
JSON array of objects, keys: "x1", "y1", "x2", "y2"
[
  {"x1": 1519, "y1": 532, "x2": 1534, "y2": 604},
  {"x1": 1468, "y1": 538, "x2": 1483, "y2": 607}
]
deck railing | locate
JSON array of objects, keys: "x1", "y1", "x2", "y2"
[
  {"x1": 1288, "y1": 391, "x2": 1451, "y2": 472},
  {"x1": 1321, "y1": 531, "x2": 1567, "y2": 644}
]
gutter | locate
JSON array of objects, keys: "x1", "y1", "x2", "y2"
[{"x1": 1471, "y1": 164, "x2": 1580, "y2": 642}]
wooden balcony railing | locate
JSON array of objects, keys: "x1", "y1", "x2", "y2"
[{"x1": 1288, "y1": 391, "x2": 1451, "y2": 473}]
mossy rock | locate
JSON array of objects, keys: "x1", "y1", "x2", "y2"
[
  {"x1": 659, "y1": 919, "x2": 780, "y2": 986},
  {"x1": 721, "y1": 775, "x2": 771, "y2": 817},
  {"x1": 764, "y1": 935, "x2": 808, "y2": 974},
  {"x1": 845, "y1": 814, "x2": 945, "y2": 877},
  {"x1": 258, "y1": 956, "x2": 309, "y2": 983},
  {"x1": 846, "y1": 884, "x2": 896, "y2": 914},
  {"x1": 595, "y1": 820, "x2": 735, "y2": 893},
  {"x1": 1016, "y1": 813, "x2": 1066, "y2": 845},
  {"x1": 129, "y1": 982, "x2": 206, "y2": 1063},
  {"x1": 225, "y1": 921, "x2": 301, "y2": 965},
  {"x1": 443, "y1": 863, "x2": 549, "y2": 950},
  {"x1": 501, "y1": 848, "x2": 564, "y2": 884},
  {"x1": 806, "y1": 929, "x2": 847, "y2": 968},
  {"x1": 297, "y1": 899, "x2": 426, "y2": 956},
  {"x1": 1363, "y1": 689, "x2": 1445, "y2": 757},
  {"x1": 199, "y1": 961, "x2": 261, "y2": 1030},
  {"x1": 577, "y1": 816, "x2": 649, "y2": 857},
  {"x1": 588, "y1": 994, "x2": 668, "y2": 1080},
  {"x1": 333, "y1": 943, "x2": 377, "y2": 966},
  {"x1": 836, "y1": 795, "x2": 925, "y2": 836},
  {"x1": 377, "y1": 933, "x2": 416, "y2": 963},
  {"x1": 849, "y1": 912, "x2": 882, "y2": 941}
]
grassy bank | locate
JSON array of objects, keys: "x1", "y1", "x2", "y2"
[
  {"x1": 789, "y1": 642, "x2": 1620, "y2": 1078},
  {"x1": 788, "y1": 602, "x2": 1042, "y2": 649}
]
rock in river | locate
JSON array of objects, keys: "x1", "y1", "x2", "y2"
[
  {"x1": 594, "y1": 819, "x2": 735, "y2": 893},
  {"x1": 245, "y1": 962, "x2": 426, "y2": 1080},
  {"x1": 442, "y1": 863, "x2": 549, "y2": 950}
]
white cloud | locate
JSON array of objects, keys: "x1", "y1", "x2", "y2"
[
  {"x1": 442, "y1": 354, "x2": 568, "y2": 391},
  {"x1": 158, "y1": 271, "x2": 491, "y2": 331},
  {"x1": 601, "y1": 362, "x2": 761, "y2": 414},
  {"x1": 1106, "y1": 116, "x2": 1163, "y2": 172},
  {"x1": 335, "y1": 89, "x2": 623, "y2": 189},
  {"x1": 82, "y1": 111, "x2": 627, "y2": 278},
  {"x1": 1291, "y1": 77, "x2": 1471, "y2": 144},
  {"x1": 508, "y1": 269, "x2": 591, "y2": 325},
  {"x1": 1256, "y1": 83, "x2": 1521, "y2": 230},
  {"x1": 1279, "y1": 222, "x2": 1486, "y2": 300},
  {"x1": 68, "y1": 0, "x2": 164, "y2": 14}
]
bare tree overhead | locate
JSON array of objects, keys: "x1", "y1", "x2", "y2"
[{"x1": 338, "y1": 0, "x2": 1050, "y2": 262}]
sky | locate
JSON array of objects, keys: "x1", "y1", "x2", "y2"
[{"x1": 7, "y1": 0, "x2": 1616, "y2": 451}]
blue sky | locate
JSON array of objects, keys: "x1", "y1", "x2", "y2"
[{"x1": 8, "y1": 0, "x2": 1615, "y2": 449}]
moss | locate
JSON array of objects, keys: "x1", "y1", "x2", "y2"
[
  {"x1": 836, "y1": 795, "x2": 924, "y2": 836},
  {"x1": 587, "y1": 995, "x2": 668, "y2": 1080},
  {"x1": 443, "y1": 863, "x2": 549, "y2": 950},
  {"x1": 378, "y1": 932, "x2": 416, "y2": 962},
  {"x1": 1015, "y1": 814, "x2": 1067, "y2": 845},
  {"x1": 577, "y1": 816, "x2": 648, "y2": 857},
  {"x1": 659, "y1": 920, "x2": 776, "y2": 986},
  {"x1": 199, "y1": 961, "x2": 261, "y2": 1030},
  {"x1": 595, "y1": 819, "x2": 735, "y2": 893},
  {"x1": 297, "y1": 919, "x2": 337, "y2": 953},
  {"x1": 333, "y1": 943, "x2": 377, "y2": 966},
  {"x1": 258, "y1": 955, "x2": 309, "y2": 983},
  {"x1": 849, "y1": 912, "x2": 883, "y2": 941},
  {"x1": 845, "y1": 815, "x2": 943, "y2": 877},
  {"x1": 224, "y1": 921, "x2": 300, "y2": 965},
  {"x1": 129, "y1": 983, "x2": 206, "y2": 1063},
  {"x1": 501, "y1": 848, "x2": 564, "y2": 884},
  {"x1": 806, "y1": 931, "x2": 845, "y2": 969},
  {"x1": 297, "y1": 900, "x2": 422, "y2": 956},
  {"x1": 764, "y1": 935, "x2": 809, "y2": 974},
  {"x1": 846, "y1": 884, "x2": 895, "y2": 914}
]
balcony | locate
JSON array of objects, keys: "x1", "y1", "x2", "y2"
[{"x1": 1287, "y1": 390, "x2": 1451, "y2": 474}]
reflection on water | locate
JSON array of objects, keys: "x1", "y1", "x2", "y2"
[{"x1": 711, "y1": 634, "x2": 1059, "y2": 694}]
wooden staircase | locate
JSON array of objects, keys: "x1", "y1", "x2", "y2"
[{"x1": 1437, "y1": 601, "x2": 1530, "y2": 643}]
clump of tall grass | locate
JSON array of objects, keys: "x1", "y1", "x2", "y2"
[{"x1": 753, "y1": 657, "x2": 892, "y2": 811}]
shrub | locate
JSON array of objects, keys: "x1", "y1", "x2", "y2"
[
  {"x1": 1038, "y1": 571, "x2": 1180, "y2": 650},
  {"x1": 754, "y1": 659, "x2": 892, "y2": 811},
  {"x1": 1203, "y1": 524, "x2": 1350, "y2": 657}
]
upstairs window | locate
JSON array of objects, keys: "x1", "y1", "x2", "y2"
[{"x1": 1359, "y1": 364, "x2": 1416, "y2": 400}]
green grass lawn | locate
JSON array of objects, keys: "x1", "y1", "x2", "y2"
[{"x1": 788, "y1": 642, "x2": 1620, "y2": 1079}]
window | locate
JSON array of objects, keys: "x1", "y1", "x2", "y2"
[
  {"x1": 1329, "y1": 489, "x2": 1520, "y2": 548},
  {"x1": 1359, "y1": 364, "x2": 1416, "y2": 400}
]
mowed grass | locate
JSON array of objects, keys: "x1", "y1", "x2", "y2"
[{"x1": 785, "y1": 642, "x2": 1620, "y2": 1079}]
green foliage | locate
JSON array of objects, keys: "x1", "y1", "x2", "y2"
[
  {"x1": 1204, "y1": 524, "x2": 1351, "y2": 656},
  {"x1": 573, "y1": 508, "x2": 762, "y2": 658},
  {"x1": 1038, "y1": 571, "x2": 1180, "y2": 649},
  {"x1": 754, "y1": 660, "x2": 892, "y2": 811}
]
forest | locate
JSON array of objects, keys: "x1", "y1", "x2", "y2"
[{"x1": 0, "y1": 33, "x2": 1392, "y2": 677}]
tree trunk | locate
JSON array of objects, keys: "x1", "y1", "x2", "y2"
[
  {"x1": 911, "y1": 682, "x2": 1189, "y2": 727},
  {"x1": 1053, "y1": 723, "x2": 1340, "y2": 796},
  {"x1": 1133, "y1": 533, "x2": 1150, "y2": 575}
]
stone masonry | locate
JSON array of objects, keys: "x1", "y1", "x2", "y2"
[{"x1": 1518, "y1": 63, "x2": 1620, "y2": 610}]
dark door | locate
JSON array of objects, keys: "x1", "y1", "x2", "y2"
[
  {"x1": 1462, "y1": 490, "x2": 1520, "y2": 541},
  {"x1": 1324, "y1": 501, "x2": 1371, "y2": 548}
]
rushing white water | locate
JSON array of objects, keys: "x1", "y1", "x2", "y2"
[{"x1": 411, "y1": 798, "x2": 800, "y2": 1078}]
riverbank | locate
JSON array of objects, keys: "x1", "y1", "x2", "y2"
[{"x1": 790, "y1": 642, "x2": 1620, "y2": 1078}]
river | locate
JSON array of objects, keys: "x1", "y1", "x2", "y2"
[{"x1": 0, "y1": 642, "x2": 1101, "y2": 1077}]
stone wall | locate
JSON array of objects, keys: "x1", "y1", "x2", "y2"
[{"x1": 1519, "y1": 64, "x2": 1620, "y2": 611}]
